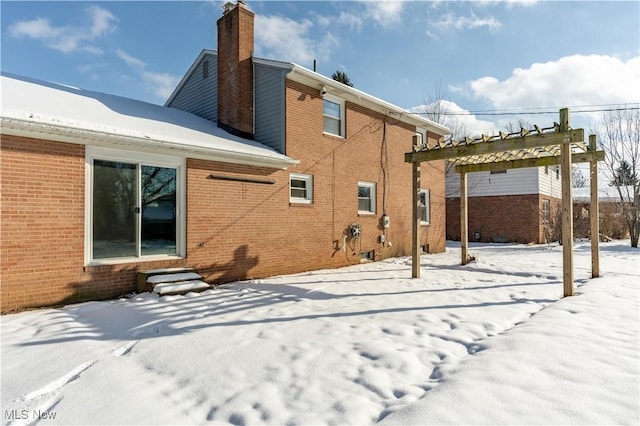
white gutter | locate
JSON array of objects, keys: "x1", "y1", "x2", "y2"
[{"x1": 1, "y1": 117, "x2": 299, "y2": 170}]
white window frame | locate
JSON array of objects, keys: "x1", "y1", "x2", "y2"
[
  {"x1": 542, "y1": 199, "x2": 551, "y2": 223},
  {"x1": 289, "y1": 173, "x2": 313, "y2": 204},
  {"x1": 323, "y1": 94, "x2": 345, "y2": 137},
  {"x1": 419, "y1": 189, "x2": 430, "y2": 225},
  {"x1": 84, "y1": 146, "x2": 186, "y2": 266},
  {"x1": 358, "y1": 181, "x2": 376, "y2": 215},
  {"x1": 416, "y1": 127, "x2": 427, "y2": 149}
]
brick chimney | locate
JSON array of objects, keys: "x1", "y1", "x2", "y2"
[{"x1": 217, "y1": 1, "x2": 254, "y2": 139}]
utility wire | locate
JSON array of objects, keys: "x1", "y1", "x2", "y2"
[{"x1": 409, "y1": 105, "x2": 640, "y2": 117}]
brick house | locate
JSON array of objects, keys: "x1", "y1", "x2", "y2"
[
  {"x1": 445, "y1": 166, "x2": 562, "y2": 244},
  {"x1": 0, "y1": 1, "x2": 449, "y2": 313}
]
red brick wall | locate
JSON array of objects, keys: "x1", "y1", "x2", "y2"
[
  {"x1": 0, "y1": 82, "x2": 447, "y2": 312},
  {"x1": 0, "y1": 136, "x2": 189, "y2": 313},
  {"x1": 181, "y1": 81, "x2": 446, "y2": 284},
  {"x1": 446, "y1": 194, "x2": 557, "y2": 244}
]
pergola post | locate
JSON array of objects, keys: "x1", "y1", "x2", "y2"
[
  {"x1": 589, "y1": 134, "x2": 600, "y2": 278},
  {"x1": 412, "y1": 156, "x2": 421, "y2": 278},
  {"x1": 560, "y1": 108, "x2": 574, "y2": 296},
  {"x1": 460, "y1": 170, "x2": 469, "y2": 265}
]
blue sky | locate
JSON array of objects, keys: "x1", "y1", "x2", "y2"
[{"x1": 2, "y1": 1, "x2": 639, "y2": 134}]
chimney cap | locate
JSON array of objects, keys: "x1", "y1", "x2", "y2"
[{"x1": 223, "y1": 0, "x2": 248, "y2": 13}]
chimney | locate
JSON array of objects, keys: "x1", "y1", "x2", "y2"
[{"x1": 217, "y1": 1, "x2": 254, "y2": 138}]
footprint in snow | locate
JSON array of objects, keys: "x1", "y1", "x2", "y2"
[
  {"x1": 113, "y1": 341, "x2": 138, "y2": 357},
  {"x1": 16, "y1": 360, "x2": 97, "y2": 403}
]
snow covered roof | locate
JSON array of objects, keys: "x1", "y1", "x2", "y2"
[
  {"x1": 573, "y1": 185, "x2": 635, "y2": 203},
  {"x1": 0, "y1": 72, "x2": 298, "y2": 169}
]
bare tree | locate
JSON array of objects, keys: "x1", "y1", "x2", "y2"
[
  {"x1": 593, "y1": 108, "x2": 640, "y2": 247},
  {"x1": 572, "y1": 165, "x2": 587, "y2": 188},
  {"x1": 414, "y1": 83, "x2": 471, "y2": 197},
  {"x1": 416, "y1": 82, "x2": 467, "y2": 141}
]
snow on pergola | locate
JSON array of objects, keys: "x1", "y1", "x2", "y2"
[{"x1": 406, "y1": 108, "x2": 605, "y2": 297}]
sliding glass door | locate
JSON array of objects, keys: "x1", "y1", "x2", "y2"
[{"x1": 91, "y1": 158, "x2": 178, "y2": 261}]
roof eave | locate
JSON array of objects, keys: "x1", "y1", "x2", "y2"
[
  {"x1": 286, "y1": 64, "x2": 451, "y2": 136},
  {"x1": 0, "y1": 117, "x2": 298, "y2": 170}
]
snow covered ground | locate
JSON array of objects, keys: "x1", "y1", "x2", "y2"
[{"x1": 2, "y1": 240, "x2": 638, "y2": 425}]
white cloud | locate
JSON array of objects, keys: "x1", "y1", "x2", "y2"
[
  {"x1": 432, "y1": 11, "x2": 502, "y2": 31},
  {"x1": 463, "y1": 54, "x2": 640, "y2": 130},
  {"x1": 359, "y1": 0, "x2": 406, "y2": 28},
  {"x1": 255, "y1": 14, "x2": 338, "y2": 64},
  {"x1": 143, "y1": 71, "x2": 181, "y2": 100},
  {"x1": 409, "y1": 100, "x2": 498, "y2": 138},
  {"x1": 8, "y1": 5, "x2": 117, "y2": 54},
  {"x1": 469, "y1": 54, "x2": 640, "y2": 110},
  {"x1": 315, "y1": 0, "x2": 407, "y2": 32},
  {"x1": 116, "y1": 49, "x2": 146, "y2": 68},
  {"x1": 475, "y1": 0, "x2": 539, "y2": 7},
  {"x1": 113, "y1": 49, "x2": 179, "y2": 101}
]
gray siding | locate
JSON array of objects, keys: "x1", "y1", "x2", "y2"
[
  {"x1": 167, "y1": 53, "x2": 218, "y2": 123},
  {"x1": 254, "y1": 63, "x2": 288, "y2": 154}
]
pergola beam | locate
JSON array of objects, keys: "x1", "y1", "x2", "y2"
[
  {"x1": 455, "y1": 150, "x2": 605, "y2": 173},
  {"x1": 405, "y1": 129, "x2": 585, "y2": 163}
]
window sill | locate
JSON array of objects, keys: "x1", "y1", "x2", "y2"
[
  {"x1": 290, "y1": 201, "x2": 313, "y2": 207},
  {"x1": 85, "y1": 254, "x2": 184, "y2": 267},
  {"x1": 323, "y1": 132, "x2": 345, "y2": 140},
  {"x1": 420, "y1": 221, "x2": 430, "y2": 226},
  {"x1": 358, "y1": 211, "x2": 376, "y2": 216}
]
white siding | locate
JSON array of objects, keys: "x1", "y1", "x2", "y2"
[
  {"x1": 538, "y1": 165, "x2": 562, "y2": 198},
  {"x1": 446, "y1": 167, "x2": 542, "y2": 197}
]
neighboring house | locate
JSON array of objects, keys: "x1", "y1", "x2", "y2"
[
  {"x1": 573, "y1": 185, "x2": 635, "y2": 239},
  {"x1": 0, "y1": 1, "x2": 449, "y2": 313},
  {"x1": 445, "y1": 165, "x2": 562, "y2": 244}
]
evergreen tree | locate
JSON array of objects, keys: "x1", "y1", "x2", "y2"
[
  {"x1": 331, "y1": 70, "x2": 353, "y2": 87},
  {"x1": 610, "y1": 160, "x2": 638, "y2": 186}
]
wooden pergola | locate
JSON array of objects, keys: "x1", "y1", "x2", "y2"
[{"x1": 406, "y1": 108, "x2": 605, "y2": 297}]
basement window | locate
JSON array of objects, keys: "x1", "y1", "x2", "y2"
[{"x1": 361, "y1": 250, "x2": 374, "y2": 261}]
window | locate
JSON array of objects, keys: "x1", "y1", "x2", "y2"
[
  {"x1": 358, "y1": 181, "x2": 376, "y2": 214},
  {"x1": 290, "y1": 173, "x2": 313, "y2": 203},
  {"x1": 323, "y1": 95, "x2": 344, "y2": 137},
  {"x1": 419, "y1": 189, "x2": 430, "y2": 224},
  {"x1": 416, "y1": 127, "x2": 427, "y2": 148},
  {"x1": 555, "y1": 166, "x2": 560, "y2": 179},
  {"x1": 542, "y1": 199, "x2": 551, "y2": 223},
  {"x1": 490, "y1": 169, "x2": 507, "y2": 174},
  {"x1": 361, "y1": 250, "x2": 374, "y2": 261},
  {"x1": 203, "y1": 60, "x2": 209, "y2": 79},
  {"x1": 86, "y1": 147, "x2": 184, "y2": 264},
  {"x1": 544, "y1": 165, "x2": 549, "y2": 175}
]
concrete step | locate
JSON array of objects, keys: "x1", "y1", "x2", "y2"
[
  {"x1": 136, "y1": 268, "x2": 202, "y2": 293},
  {"x1": 153, "y1": 279, "x2": 211, "y2": 296},
  {"x1": 146, "y1": 272, "x2": 203, "y2": 284}
]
